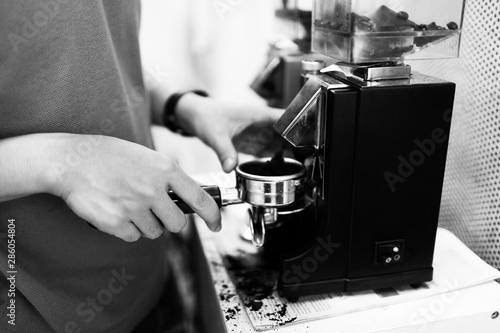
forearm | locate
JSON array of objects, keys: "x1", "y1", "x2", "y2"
[
  {"x1": 143, "y1": 66, "x2": 172, "y2": 126},
  {"x1": 0, "y1": 133, "x2": 71, "y2": 202}
]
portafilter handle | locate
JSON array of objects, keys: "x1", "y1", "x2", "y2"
[
  {"x1": 87, "y1": 185, "x2": 240, "y2": 230},
  {"x1": 168, "y1": 185, "x2": 242, "y2": 214}
]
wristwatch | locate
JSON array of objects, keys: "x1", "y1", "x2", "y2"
[{"x1": 163, "y1": 90, "x2": 209, "y2": 136}]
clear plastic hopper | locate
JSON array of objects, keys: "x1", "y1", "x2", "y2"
[
  {"x1": 275, "y1": 0, "x2": 465, "y2": 148},
  {"x1": 312, "y1": 0, "x2": 465, "y2": 63}
]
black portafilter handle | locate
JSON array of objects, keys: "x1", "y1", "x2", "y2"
[
  {"x1": 87, "y1": 185, "x2": 234, "y2": 229},
  {"x1": 168, "y1": 185, "x2": 223, "y2": 214}
]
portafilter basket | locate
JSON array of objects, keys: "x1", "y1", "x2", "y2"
[
  {"x1": 235, "y1": 157, "x2": 306, "y2": 207},
  {"x1": 169, "y1": 157, "x2": 307, "y2": 247}
]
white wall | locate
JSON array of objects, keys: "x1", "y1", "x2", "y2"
[{"x1": 140, "y1": 0, "x2": 275, "y2": 102}]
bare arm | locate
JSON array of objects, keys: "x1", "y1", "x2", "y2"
[
  {"x1": 0, "y1": 133, "x2": 63, "y2": 202},
  {"x1": 0, "y1": 133, "x2": 221, "y2": 240},
  {"x1": 147, "y1": 74, "x2": 171, "y2": 126}
]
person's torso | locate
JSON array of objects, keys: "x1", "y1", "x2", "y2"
[{"x1": 0, "y1": 1, "x2": 168, "y2": 332}]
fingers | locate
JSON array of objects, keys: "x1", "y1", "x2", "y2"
[
  {"x1": 66, "y1": 193, "x2": 141, "y2": 242},
  {"x1": 151, "y1": 194, "x2": 189, "y2": 233},
  {"x1": 114, "y1": 222, "x2": 143, "y2": 242},
  {"x1": 205, "y1": 133, "x2": 238, "y2": 173},
  {"x1": 132, "y1": 210, "x2": 164, "y2": 239},
  {"x1": 166, "y1": 165, "x2": 222, "y2": 231},
  {"x1": 95, "y1": 216, "x2": 143, "y2": 243},
  {"x1": 68, "y1": 192, "x2": 166, "y2": 242}
]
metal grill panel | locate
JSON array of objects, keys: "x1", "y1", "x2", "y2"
[{"x1": 408, "y1": 0, "x2": 500, "y2": 269}]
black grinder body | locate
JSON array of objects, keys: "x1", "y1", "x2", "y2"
[{"x1": 277, "y1": 72, "x2": 455, "y2": 299}]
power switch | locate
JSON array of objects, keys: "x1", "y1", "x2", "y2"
[{"x1": 375, "y1": 240, "x2": 404, "y2": 265}]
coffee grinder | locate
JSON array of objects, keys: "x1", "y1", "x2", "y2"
[{"x1": 271, "y1": 0, "x2": 465, "y2": 299}]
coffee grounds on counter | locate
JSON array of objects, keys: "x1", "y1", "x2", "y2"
[
  {"x1": 224, "y1": 306, "x2": 241, "y2": 321},
  {"x1": 244, "y1": 300, "x2": 263, "y2": 311},
  {"x1": 223, "y1": 251, "x2": 298, "y2": 327}
]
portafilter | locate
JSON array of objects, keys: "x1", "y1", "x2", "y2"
[{"x1": 169, "y1": 157, "x2": 307, "y2": 247}]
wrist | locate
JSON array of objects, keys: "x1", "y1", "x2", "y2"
[
  {"x1": 163, "y1": 90, "x2": 209, "y2": 136},
  {"x1": 37, "y1": 133, "x2": 77, "y2": 198}
]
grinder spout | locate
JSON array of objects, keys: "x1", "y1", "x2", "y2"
[{"x1": 273, "y1": 76, "x2": 323, "y2": 149}]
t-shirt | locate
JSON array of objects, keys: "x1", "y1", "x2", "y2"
[{"x1": 0, "y1": 1, "x2": 169, "y2": 332}]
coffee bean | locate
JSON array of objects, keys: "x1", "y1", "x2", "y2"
[{"x1": 447, "y1": 21, "x2": 459, "y2": 30}]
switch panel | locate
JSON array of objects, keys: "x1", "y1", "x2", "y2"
[{"x1": 375, "y1": 240, "x2": 404, "y2": 265}]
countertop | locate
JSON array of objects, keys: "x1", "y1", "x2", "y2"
[{"x1": 193, "y1": 204, "x2": 500, "y2": 333}]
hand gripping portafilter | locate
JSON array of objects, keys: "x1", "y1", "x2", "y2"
[{"x1": 169, "y1": 157, "x2": 306, "y2": 247}]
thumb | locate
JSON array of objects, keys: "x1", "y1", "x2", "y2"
[{"x1": 206, "y1": 135, "x2": 238, "y2": 173}]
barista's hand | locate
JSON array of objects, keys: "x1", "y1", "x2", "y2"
[
  {"x1": 55, "y1": 134, "x2": 221, "y2": 241},
  {"x1": 176, "y1": 93, "x2": 285, "y2": 172}
]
